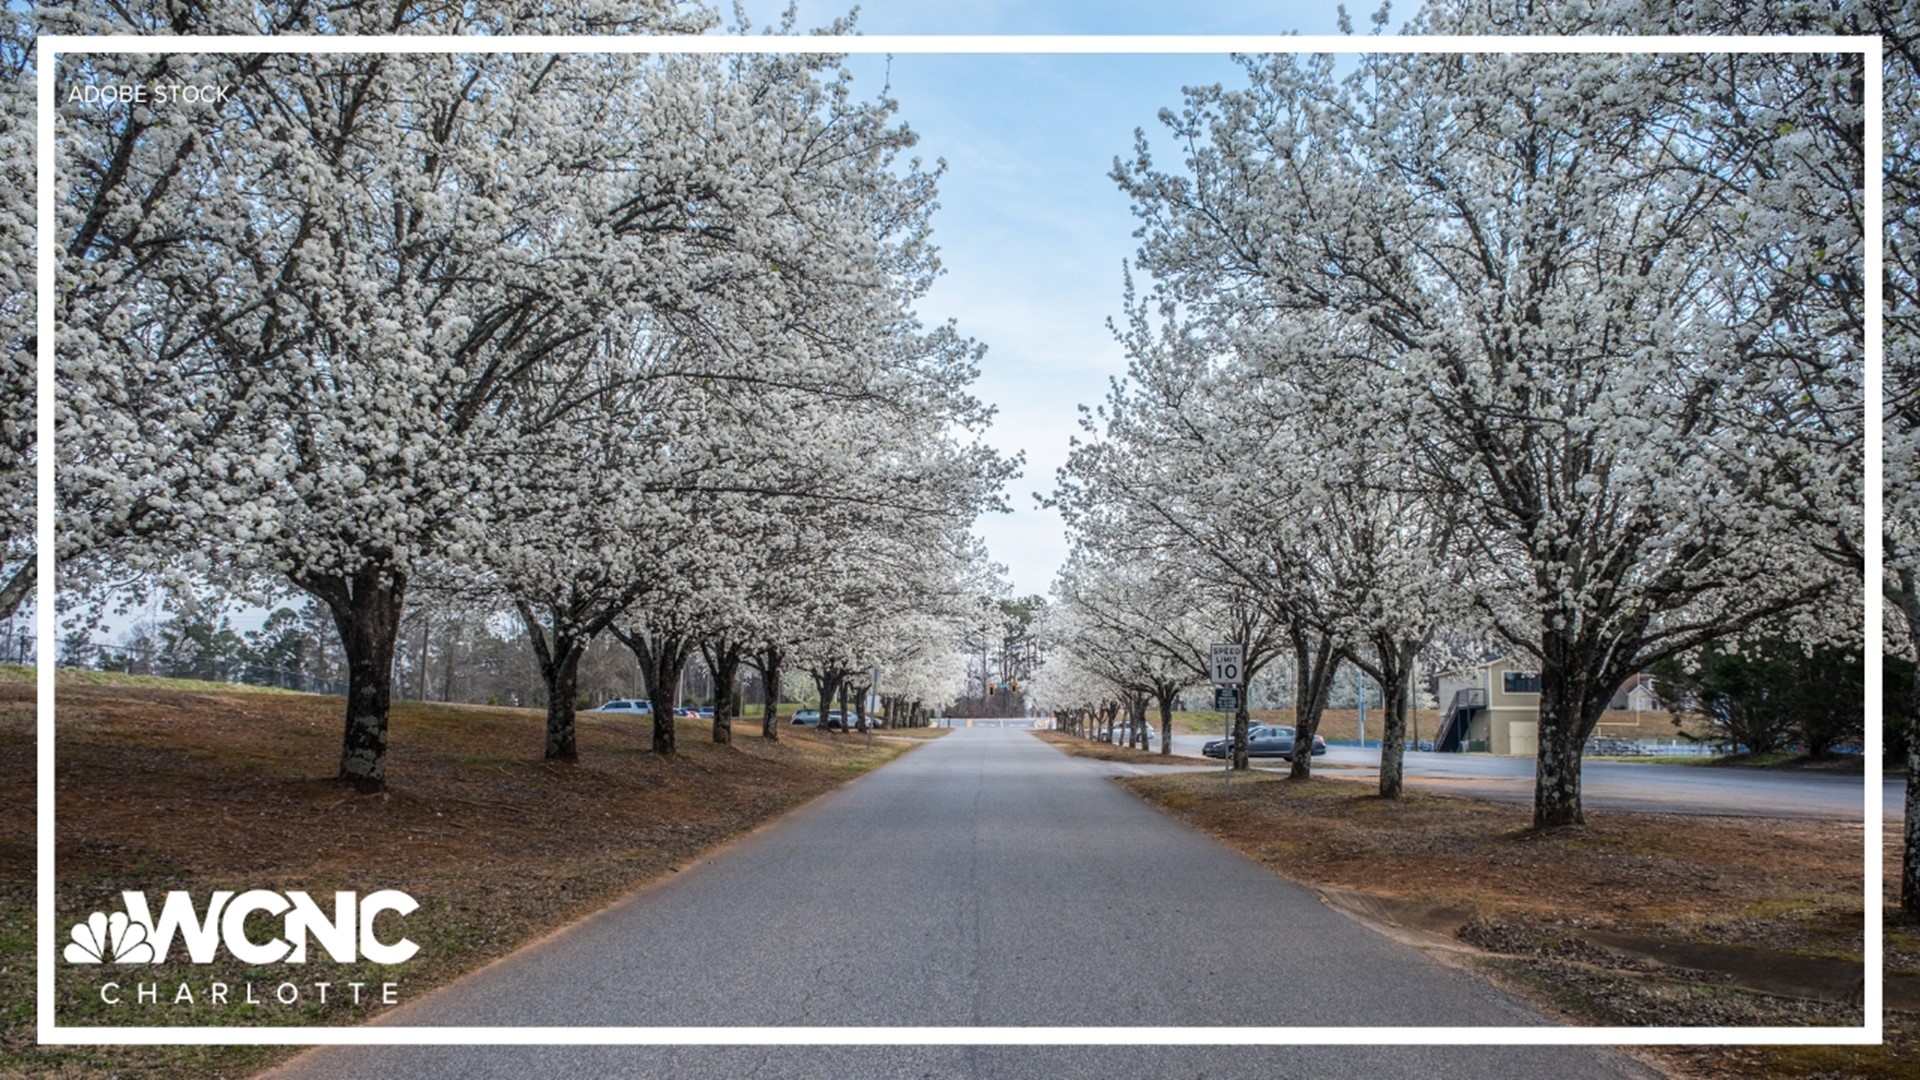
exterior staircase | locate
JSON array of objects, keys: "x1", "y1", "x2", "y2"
[{"x1": 1434, "y1": 687, "x2": 1486, "y2": 752}]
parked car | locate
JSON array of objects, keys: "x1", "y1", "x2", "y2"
[
  {"x1": 674, "y1": 706, "x2": 701, "y2": 719},
  {"x1": 790, "y1": 709, "x2": 850, "y2": 730},
  {"x1": 694, "y1": 706, "x2": 716, "y2": 719},
  {"x1": 589, "y1": 699, "x2": 652, "y2": 714},
  {"x1": 1202, "y1": 724, "x2": 1326, "y2": 759}
]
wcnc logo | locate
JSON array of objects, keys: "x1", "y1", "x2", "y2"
[
  {"x1": 65, "y1": 889, "x2": 418, "y2": 964},
  {"x1": 63, "y1": 887, "x2": 420, "y2": 1006}
]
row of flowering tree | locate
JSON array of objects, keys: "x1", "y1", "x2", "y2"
[
  {"x1": 53, "y1": 5, "x2": 1010, "y2": 790},
  {"x1": 1880, "y1": 1, "x2": 1920, "y2": 914},
  {"x1": 0, "y1": 14, "x2": 31, "y2": 625},
  {"x1": 1049, "y1": 0, "x2": 1871, "y2": 836}
]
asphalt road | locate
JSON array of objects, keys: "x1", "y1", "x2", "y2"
[
  {"x1": 269, "y1": 726, "x2": 1654, "y2": 1080},
  {"x1": 1163, "y1": 734, "x2": 1880, "y2": 820}
]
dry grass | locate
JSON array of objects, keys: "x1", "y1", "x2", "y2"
[
  {"x1": 1112, "y1": 767, "x2": 1897, "y2": 1078},
  {"x1": 1030, "y1": 728, "x2": 1204, "y2": 764},
  {"x1": 1121, "y1": 771, "x2": 1862, "y2": 948},
  {"x1": 1, "y1": 673, "x2": 917, "y2": 1077}
]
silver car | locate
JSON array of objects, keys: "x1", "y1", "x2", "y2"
[{"x1": 589, "y1": 698, "x2": 652, "y2": 714}]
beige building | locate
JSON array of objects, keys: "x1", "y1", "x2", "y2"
[
  {"x1": 1434, "y1": 655, "x2": 1540, "y2": 755},
  {"x1": 1434, "y1": 658, "x2": 1664, "y2": 755}
]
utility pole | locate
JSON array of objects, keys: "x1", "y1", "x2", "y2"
[{"x1": 1355, "y1": 666, "x2": 1366, "y2": 748}]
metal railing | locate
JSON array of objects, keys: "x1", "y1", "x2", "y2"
[{"x1": 1434, "y1": 687, "x2": 1486, "y2": 752}]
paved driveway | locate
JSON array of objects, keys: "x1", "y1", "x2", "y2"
[{"x1": 268, "y1": 727, "x2": 1658, "y2": 1080}]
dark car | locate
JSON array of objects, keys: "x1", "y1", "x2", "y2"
[{"x1": 1202, "y1": 724, "x2": 1326, "y2": 759}]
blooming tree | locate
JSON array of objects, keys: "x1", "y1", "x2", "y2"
[
  {"x1": 1112, "y1": 23, "x2": 1862, "y2": 826},
  {"x1": 0, "y1": 22, "x2": 30, "y2": 624},
  {"x1": 56, "y1": 34, "x2": 1007, "y2": 786},
  {"x1": 1877, "y1": 3, "x2": 1920, "y2": 912},
  {"x1": 1047, "y1": 550, "x2": 1206, "y2": 754}
]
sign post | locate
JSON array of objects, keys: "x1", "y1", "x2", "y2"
[{"x1": 1210, "y1": 643, "x2": 1244, "y2": 788}]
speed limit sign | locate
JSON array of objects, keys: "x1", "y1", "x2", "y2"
[{"x1": 1209, "y1": 643, "x2": 1244, "y2": 686}]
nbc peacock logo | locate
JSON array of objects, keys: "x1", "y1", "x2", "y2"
[{"x1": 64, "y1": 910, "x2": 156, "y2": 964}]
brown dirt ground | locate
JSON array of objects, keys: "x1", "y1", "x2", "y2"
[
  {"x1": 1041, "y1": 725, "x2": 1907, "y2": 1080},
  {"x1": 0, "y1": 672, "x2": 935, "y2": 1078}
]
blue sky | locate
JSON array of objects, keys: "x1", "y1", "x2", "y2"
[{"x1": 735, "y1": 3, "x2": 1355, "y2": 597}]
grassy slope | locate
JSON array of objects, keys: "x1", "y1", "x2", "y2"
[{"x1": 4, "y1": 673, "x2": 921, "y2": 1077}]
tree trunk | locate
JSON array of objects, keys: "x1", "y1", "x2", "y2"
[
  {"x1": 1534, "y1": 686, "x2": 1587, "y2": 827},
  {"x1": 814, "y1": 668, "x2": 845, "y2": 734},
  {"x1": 1896, "y1": 572, "x2": 1920, "y2": 914},
  {"x1": 1532, "y1": 628, "x2": 1625, "y2": 828},
  {"x1": 517, "y1": 603, "x2": 586, "y2": 762},
  {"x1": 1157, "y1": 686, "x2": 1174, "y2": 757},
  {"x1": 1376, "y1": 673, "x2": 1409, "y2": 799},
  {"x1": 705, "y1": 640, "x2": 743, "y2": 746},
  {"x1": 311, "y1": 565, "x2": 406, "y2": 793},
  {"x1": 650, "y1": 638, "x2": 689, "y2": 756},
  {"x1": 544, "y1": 646, "x2": 584, "y2": 760},
  {"x1": 1907, "y1": 640, "x2": 1920, "y2": 915},
  {"x1": 1289, "y1": 630, "x2": 1338, "y2": 781},
  {"x1": 1355, "y1": 635, "x2": 1423, "y2": 800},
  {"x1": 755, "y1": 642, "x2": 784, "y2": 742},
  {"x1": 614, "y1": 624, "x2": 691, "y2": 756}
]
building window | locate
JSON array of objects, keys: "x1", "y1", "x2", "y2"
[{"x1": 1503, "y1": 671, "x2": 1541, "y2": 695}]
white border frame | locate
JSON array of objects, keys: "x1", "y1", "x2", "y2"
[{"x1": 36, "y1": 31, "x2": 1884, "y2": 1048}]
